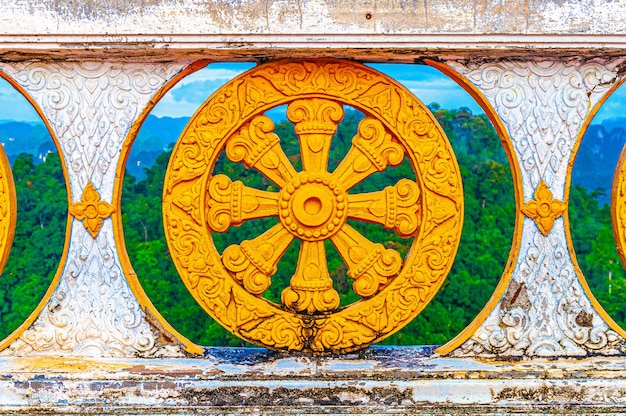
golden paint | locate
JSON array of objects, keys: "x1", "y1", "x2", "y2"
[
  {"x1": 163, "y1": 59, "x2": 464, "y2": 353},
  {"x1": 113, "y1": 60, "x2": 211, "y2": 355},
  {"x1": 0, "y1": 70, "x2": 73, "y2": 351},
  {"x1": 69, "y1": 181, "x2": 115, "y2": 238},
  {"x1": 0, "y1": 143, "x2": 16, "y2": 274},
  {"x1": 425, "y1": 59, "x2": 525, "y2": 356},
  {"x1": 521, "y1": 180, "x2": 566, "y2": 236},
  {"x1": 615, "y1": 147, "x2": 626, "y2": 268}
]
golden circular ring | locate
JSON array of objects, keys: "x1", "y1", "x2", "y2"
[
  {"x1": 613, "y1": 148, "x2": 626, "y2": 267},
  {"x1": 163, "y1": 59, "x2": 463, "y2": 353},
  {"x1": 0, "y1": 145, "x2": 16, "y2": 273}
]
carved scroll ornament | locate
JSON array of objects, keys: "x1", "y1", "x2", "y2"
[{"x1": 163, "y1": 59, "x2": 463, "y2": 353}]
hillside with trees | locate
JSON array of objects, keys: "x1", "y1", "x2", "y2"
[{"x1": 0, "y1": 107, "x2": 623, "y2": 347}]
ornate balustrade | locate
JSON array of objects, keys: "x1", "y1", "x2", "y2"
[{"x1": 2, "y1": 0, "x2": 626, "y2": 413}]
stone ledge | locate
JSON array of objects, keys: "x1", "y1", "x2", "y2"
[
  {"x1": 1, "y1": 34, "x2": 626, "y2": 62},
  {"x1": 2, "y1": 347, "x2": 626, "y2": 414}
]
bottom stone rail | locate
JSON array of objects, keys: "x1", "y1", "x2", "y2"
[{"x1": 2, "y1": 348, "x2": 626, "y2": 414}]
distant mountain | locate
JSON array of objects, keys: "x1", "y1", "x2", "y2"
[
  {"x1": 575, "y1": 119, "x2": 626, "y2": 204},
  {"x1": 0, "y1": 121, "x2": 56, "y2": 165},
  {"x1": 126, "y1": 115, "x2": 190, "y2": 179},
  {"x1": 0, "y1": 115, "x2": 191, "y2": 179},
  {"x1": 1, "y1": 114, "x2": 625, "y2": 199}
]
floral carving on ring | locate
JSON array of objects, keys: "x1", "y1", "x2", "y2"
[{"x1": 0, "y1": 146, "x2": 16, "y2": 273}]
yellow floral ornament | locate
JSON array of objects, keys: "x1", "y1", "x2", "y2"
[
  {"x1": 69, "y1": 181, "x2": 115, "y2": 238},
  {"x1": 521, "y1": 180, "x2": 566, "y2": 236}
]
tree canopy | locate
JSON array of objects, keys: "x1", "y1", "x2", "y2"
[{"x1": 0, "y1": 105, "x2": 623, "y2": 348}]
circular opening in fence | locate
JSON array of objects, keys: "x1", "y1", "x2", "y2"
[
  {"x1": 123, "y1": 61, "x2": 515, "y2": 348},
  {"x1": 572, "y1": 83, "x2": 626, "y2": 329},
  {"x1": 0, "y1": 75, "x2": 67, "y2": 342}
]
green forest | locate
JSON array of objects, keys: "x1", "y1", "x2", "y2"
[{"x1": 0, "y1": 106, "x2": 624, "y2": 347}]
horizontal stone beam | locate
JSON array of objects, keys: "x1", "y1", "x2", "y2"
[
  {"x1": 3, "y1": 347, "x2": 626, "y2": 413},
  {"x1": 2, "y1": 0, "x2": 626, "y2": 58}
]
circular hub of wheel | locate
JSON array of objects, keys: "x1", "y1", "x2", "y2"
[
  {"x1": 279, "y1": 173, "x2": 347, "y2": 241},
  {"x1": 163, "y1": 59, "x2": 464, "y2": 353}
]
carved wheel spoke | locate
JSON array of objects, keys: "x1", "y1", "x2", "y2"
[
  {"x1": 347, "y1": 179, "x2": 421, "y2": 238},
  {"x1": 222, "y1": 224, "x2": 294, "y2": 295},
  {"x1": 330, "y1": 224, "x2": 402, "y2": 298},
  {"x1": 332, "y1": 117, "x2": 404, "y2": 190},
  {"x1": 226, "y1": 114, "x2": 297, "y2": 187},
  {"x1": 282, "y1": 241, "x2": 340, "y2": 314},
  {"x1": 206, "y1": 174, "x2": 279, "y2": 232},
  {"x1": 288, "y1": 98, "x2": 343, "y2": 173},
  {"x1": 164, "y1": 59, "x2": 463, "y2": 353}
]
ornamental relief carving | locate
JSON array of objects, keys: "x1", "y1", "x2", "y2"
[
  {"x1": 0, "y1": 146, "x2": 16, "y2": 275},
  {"x1": 443, "y1": 58, "x2": 626, "y2": 357},
  {"x1": 0, "y1": 56, "x2": 622, "y2": 358},
  {"x1": 164, "y1": 59, "x2": 463, "y2": 353},
  {"x1": 0, "y1": 61, "x2": 190, "y2": 357},
  {"x1": 0, "y1": 62, "x2": 186, "y2": 200}
]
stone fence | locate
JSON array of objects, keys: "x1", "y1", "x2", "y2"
[{"x1": 2, "y1": 0, "x2": 626, "y2": 413}]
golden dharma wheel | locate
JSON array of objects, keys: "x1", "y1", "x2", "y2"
[{"x1": 163, "y1": 59, "x2": 463, "y2": 353}]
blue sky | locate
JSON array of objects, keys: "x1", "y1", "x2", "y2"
[
  {"x1": 149, "y1": 62, "x2": 486, "y2": 119},
  {"x1": 0, "y1": 62, "x2": 624, "y2": 123}
]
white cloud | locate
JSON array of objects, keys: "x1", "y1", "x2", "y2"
[
  {"x1": 151, "y1": 63, "x2": 254, "y2": 118},
  {"x1": 152, "y1": 62, "x2": 485, "y2": 119}
]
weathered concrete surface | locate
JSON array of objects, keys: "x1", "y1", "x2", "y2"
[
  {"x1": 3, "y1": 347, "x2": 626, "y2": 414},
  {"x1": 0, "y1": 2, "x2": 625, "y2": 414},
  {"x1": 1, "y1": 0, "x2": 626, "y2": 58},
  {"x1": 4, "y1": 0, "x2": 626, "y2": 35}
]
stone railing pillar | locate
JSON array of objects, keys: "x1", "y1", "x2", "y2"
[
  {"x1": 0, "y1": 61, "x2": 201, "y2": 357},
  {"x1": 436, "y1": 58, "x2": 626, "y2": 358}
]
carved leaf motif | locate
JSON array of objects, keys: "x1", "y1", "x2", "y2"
[
  {"x1": 69, "y1": 181, "x2": 115, "y2": 238},
  {"x1": 521, "y1": 180, "x2": 566, "y2": 236}
]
